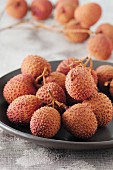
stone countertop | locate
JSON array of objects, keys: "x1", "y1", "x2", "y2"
[{"x1": 0, "y1": 0, "x2": 113, "y2": 170}]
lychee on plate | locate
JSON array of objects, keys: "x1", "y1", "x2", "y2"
[
  {"x1": 7, "y1": 95, "x2": 42, "y2": 125},
  {"x1": 36, "y1": 82, "x2": 66, "y2": 105},
  {"x1": 65, "y1": 65, "x2": 97, "y2": 101},
  {"x1": 21, "y1": 55, "x2": 51, "y2": 80},
  {"x1": 64, "y1": 20, "x2": 89, "y2": 43},
  {"x1": 87, "y1": 34, "x2": 113, "y2": 60},
  {"x1": 62, "y1": 103, "x2": 97, "y2": 139},
  {"x1": 30, "y1": 106, "x2": 61, "y2": 138},
  {"x1": 3, "y1": 74, "x2": 37, "y2": 104},
  {"x1": 74, "y1": 2, "x2": 102, "y2": 28},
  {"x1": 96, "y1": 65, "x2": 113, "y2": 93},
  {"x1": 83, "y1": 92, "x2": 113, "y2": 127}
]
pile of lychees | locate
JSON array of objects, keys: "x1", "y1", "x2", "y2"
[
  {"x1": 3, "y1": 55, "x2": 113, "y2": 139},
  {"x1": 3, "y1": 0, "x2": 113, "y2": 60}
]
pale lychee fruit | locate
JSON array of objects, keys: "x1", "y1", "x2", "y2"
[
  {"x1": 7, "y1": 95, "x2": 42, "y2": 124},
  {"x1": 96, "y1": 23, "x2": 113, "y2": 48},
  {"x1": 5, "y1": 0, "x2": 28, "y2": 19},
  {"x1": 64, "y1": 20, "x2": 89, "y2": 43},
  {"x1": 65, "y1": 65, "x2": 97, "y2": 101},
  {"x1": 84, "y1": 93, "x2": 113, "y2": 126},
  {"x1": 57, "y1": 0, "x2": 79, "y2": 7},
  {"x1": 30, "y1": 106, "x2": 61, "y2": 138},
  {"x1": 56, "y1": 57, "x2": 79, "y2": 75},
  {"x1": 62, "y1": 103, "x2": 97, "y2": 139},
  {"x1": 74, "y1": 3, "x2": 102, "y2": 28},
  {"x1": 3, "y1": 74, "x2": 37, "y2": 104},
  {"x1": 45, "y1": 72, "x2": 66, "y2": 90},
  {"x1": 31, "y1": 0, "x2": 53, "y2": 20},
  {"x1": 96, "y1": 65, "x2": 113, "y2": 93},
  {"x1": 87, "y1": 34, "x2": 112, "y2": 60},
  {"x1": 36, "y1": 82, "x2": 66, "y2": 105},
  {"x1": 21, "y1": 55, "x2": 51, "y2": 79}
]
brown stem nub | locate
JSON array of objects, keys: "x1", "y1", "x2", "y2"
[{"x1": 35, "y1": 67, "x2": 48, "y2": 86}]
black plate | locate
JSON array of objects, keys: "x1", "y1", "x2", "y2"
[{"x1": 0, "y1": 60, "x2": 113, "y2": 150}]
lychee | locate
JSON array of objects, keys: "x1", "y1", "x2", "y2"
[
  {"x1": 65, "y1": 65, "x2": 97, "y2": 101},
  {"x1": 57, "y1": 0, "x2": 79, "y2": 7},
  {"x1": 21, "y1": 55, "x2": 51, "y2": 79},
  {"x1": 45, "y1": 72, "x2": 66, "y2": 90},
  {"x1": 5, "y1": 0, "x2": 28, "y2": 19},
  {"x1": 7, "y1": 95, "x2": 42, "y2": 124},
  {"x1": 3, "y1": 74, "x2": 37, "y2": 104},
  {"x1": 64, "y1": 20, "x2": 89, "y2": 43},
  {"x1": 30, "y1": 106, "x2": 61, "y2": 138},
  {"x1": 31, "y1": 0, "x2": 53, "y2": 20},
  {"x1": 87, "y1": 34, "x2": 112, "y2": 60},
  {"x1": 84, "y1": 93, "x2": 113, "y2": 126},
  {"x1": 74, "y1": 3, "x2": 102, "y2": 28},
  {"x1": 62, "y1": 103, "x2": 97, "y2": 139}
]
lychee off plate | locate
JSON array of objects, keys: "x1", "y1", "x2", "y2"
[{"x1": 0, "y1": 60, "x2": 113, "y2": 150}]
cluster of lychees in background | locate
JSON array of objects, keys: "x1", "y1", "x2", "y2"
[
  {"x1": 3, "y1": 0, "x2": 113, "y2": 60},
  {"x1": 3, "y1": 55, "x2": 113, "y2": 139}
]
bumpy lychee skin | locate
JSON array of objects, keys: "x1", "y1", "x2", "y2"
[
  {"x1": 30, "y1": 106, "x2": 61, "y2": 138},
  {"x1": 96, "y1": 23, "x2": 113, "y2": 48},
  {"x1": 65, "y1": 65, "x2": 97, "y2": 101},
  {"x1": 74, "y1": 3, "x2": 102, "y2": 28},
  {"x1": 7, "y1": 95, "x2": 42, "y2": 124},
  {"x1": 91, "y1": 70, "x2": 98, "y2": 85},
  {"x1": 31, "y1": 0, "x2": 53, "y2": 20},
  {"x1": 66, "y1": 92, "x2": 78, "y2": 106},
  {"x1": 21, "y1": 55, "x2": 51, "y2": 79},
  {"x1": 56, "y1": 57, "x2": 79, "y2": 75},
  {"x1": 96, "y1": 65, "x2": 113, "y2": 93},
  {"x1": 84, "y1": 93, "x2": 113, "y2": 127},
  {"x1": 45, "y1": 72, "x2": 66, "y2": 90},
  {"x1": 62, "y1": 103, "x2": 97, "y2": 139},
  {"x1": 87, "y1": 34, "x2": 112, "y2": 60},
  {"x1": 64, "y1": 20, "x2": 89, "y2": 43},
  {"x1": 5, "y1": 0, "x2": 28, "y2": 19},
  {"x1": 3, "y1": 74, "x2": 37, "y2": 104},
  {"x1": 36, "y1": 82, "x2": 66, "y2": 105}
]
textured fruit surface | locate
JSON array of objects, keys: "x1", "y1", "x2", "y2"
[
  {"x1": 30, "y1": 106, "x2": 61, "y2": 138},
  {"x1": 65, "y1": 66, "x2": 97, "y2": 101},
  {"x1": 5, "y1": 0, "x2": 28, "y2": 19},
  {"x1": 96, "y1": 23, "x2": 113, "y2": 48},
  {"x1": 96, "y1": 65, "x2": 113, "y2": 93},
  {"x1": 64, "y1": 20, "x2": 89, "y2": 43},
  {"x1": 91, "y1": 70, "x2": 98, "y2": 85},
  {"x1": 31, "y1": 0, "x2": 52, "y2": 20},
  {"x1": 3, "y1": 74, "x2": 36, "y2": 104},
  {"x1": 56, "y1": 57, "x2": 79, "y2": 75},
  {"x1": 74, "y1": 3, "x2": 102, "y2": 28},
  {"x1": 110, "y1": 80, "x2": 113, "y2": 98},
  {"x1": 7, "y1": 95, "x2": 42, "y2": 124},
  {"x1": 84, "y1": 93, "x2": 113, "y2": 126},
  {"x1": 36, "y1": 82, "x2": 66, "y2": 105},
  {"x1": 21, "y1": 55, "x2": 51, "y2": 79},
  {"x1": 66, "y1": 92, "x2": 78, "y2": 106},
  {"x1": 87, "y1": 34, "x2": 112, "y2": 60},
  {"x1": 62, "y1": 103, "x2": 97, "y2": 138},
  {"x1": 45, "y1": 72, "x2": 66, "y2": 90}
]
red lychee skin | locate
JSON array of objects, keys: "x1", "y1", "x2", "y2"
[
  {"x1": 3, "y1": 74, "x2": 37, "y2": 104},
  {"x1": 65, "y1": 65, "x2": 97, "y2": 101},
  {"x1": 74, "y1": 3, "x2": 102, "y2": 28},
  {"x1": 45, "y1": 72, "x2": 66, "y2": 90},
  {"x1": 84, "y1": 93, "x2": 113, "y2": 126},
  {"x1": 31, "y1": 0, "x2": 53, "y2": 20},
  {"x1": 62, "y1": 103, "x2": 97, "y2": 139},
  {"x1": 5, "y1": 0, "x2": 28, "y2": 19},
  {"x1": 96, "y1": 23, "x2": 113, "y2": 48},
  {"x1": 21, "y1": 55, "x2": 51, "y2": 79},
  {"x1": 36, "y1": 82, "x2": 66, "y2": 105},
  {"x1": 87, "y1": 34, "x2": 113, "y2": 60},
  {"x1": 7, "y1": 95, "x2": 42, "y2": 124},
  {"x1": 30, "y1": 106, "x2": 61, "y2": 138},
  {"x1": 64, "y1": 20, "x2": 89, "y2": 43},
  {"x1": 56, "y1": 57, "x2": 79, "y2": 75}
]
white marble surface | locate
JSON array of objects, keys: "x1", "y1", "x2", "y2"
[{"x1": 0, "y1": 1, "x2": 113, "y2": 170}]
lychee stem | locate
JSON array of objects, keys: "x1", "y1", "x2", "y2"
[{"x1": 35, "y1": 67, "x2": 48, "y2": 86}]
